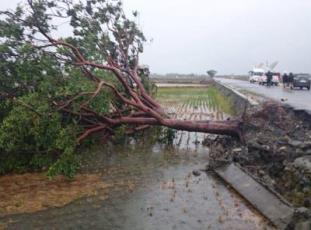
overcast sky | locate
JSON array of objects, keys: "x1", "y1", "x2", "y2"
[{"x1": 1, "y1": 0, "x2": 311, "y2": 74}]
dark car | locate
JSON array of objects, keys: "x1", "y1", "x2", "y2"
[{"x1": 291, "y1": 74, "x2": 311, "y2": 90}]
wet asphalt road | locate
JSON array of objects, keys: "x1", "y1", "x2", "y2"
[{"x1": 216, "y1": 78, "x2": 311, "y2": 112}]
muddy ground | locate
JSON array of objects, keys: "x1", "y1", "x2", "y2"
[{"x1": 203, "y1": 102, "x2": 311, "y2": 227}]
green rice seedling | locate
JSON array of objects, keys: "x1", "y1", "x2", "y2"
[{"x1": 156, "y1": 86, "x2": 235, "y2": 119}]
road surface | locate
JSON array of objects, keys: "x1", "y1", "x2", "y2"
[{"x1": 216, "y1": 78, "x2": 311, "y2": 113}]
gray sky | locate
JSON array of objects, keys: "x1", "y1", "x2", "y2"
[{"x1": 1, "y1": 0, "x2": 311, "y2": 74}]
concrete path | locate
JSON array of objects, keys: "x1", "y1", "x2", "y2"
[
  {"x1": 216, "y1": 78, "x2": 311, "y2": 113},
  {"x1": 215, "y1": 163, "x2": 294, "y2": 229}
]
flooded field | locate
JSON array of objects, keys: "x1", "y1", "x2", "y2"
[
  {"x1": 0, "y1": 86, "x2": 274, "y2": 229},
  {"x1": 157, "y1": 86, "x2": 235, "y2": 148}
]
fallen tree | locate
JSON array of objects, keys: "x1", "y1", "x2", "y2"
[{"x1": 1, "y1": 0, "x2": 241, "y2": 146}]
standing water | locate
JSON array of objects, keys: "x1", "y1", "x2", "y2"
[{"x1": 0, "y1": 86, "x2": 274, "y2": 229}]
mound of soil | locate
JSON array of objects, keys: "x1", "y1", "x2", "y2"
[{"x1": 204, "y1": 102, "x2": 311, "y2": 210}]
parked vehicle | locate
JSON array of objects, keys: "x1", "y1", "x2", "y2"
[
  {"x1": 258, "y1": 72, "x2": 280, "y2": 86},
  {"x1": 258, "y1": 75, "x2": 267, "y2": 85},
  {"x1": 272, "y1": 73, "x2": 281, "y2": 86},
  {"x1": 249, "y1": 68, "x2": 265, "y2": 83},
  {"x1": 291, "y1": 74, "x2": 311, "y2": 90}
]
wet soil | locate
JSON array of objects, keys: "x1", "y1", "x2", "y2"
[
  {"x1": 205, "y1": 102, "x2": 311, "y2": 211},
  {"x1": 0, "y1": 173, "x2": 116, "y2": 217}
]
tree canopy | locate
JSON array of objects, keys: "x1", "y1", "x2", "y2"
[{"x1": 0, "y1": 0, "x2": 241, "y2": 177}]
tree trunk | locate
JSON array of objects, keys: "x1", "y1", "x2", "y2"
[
  {"x1": 107, "y1": 116, "x2": 241, "y2": 138},
  {"x1": 163, "y1": 119, "x2": 241, "y2": 137}
]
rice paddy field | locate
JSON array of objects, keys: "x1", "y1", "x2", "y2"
[
  {"x1": 156, "y1": 86, "x2": 235, "y2": 120},
  {"x1": 156, "y1": 86, "x2": 236, "y2": 149}
]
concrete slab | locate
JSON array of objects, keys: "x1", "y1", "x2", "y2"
[
  {"x1": 214, "y1": 163, "x2": 294, "y2": 229},
  {"x1": 215, "y1": 80, "x2": 259, "y2": 106}
]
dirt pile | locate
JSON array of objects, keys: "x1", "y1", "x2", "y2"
[{"x1": 204, "y1": 102, "x2": 311, "y2": 209}]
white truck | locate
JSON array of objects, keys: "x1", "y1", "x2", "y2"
[
  {"x1": 249, "y1": 61, "x2": 280, "y2": 86},
  {"x1": 249, "y1": 68, "x2": 265, "y2": 83},
  {"x1": 258, "y1": 72, "x2": 281, "y2": 86}
]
